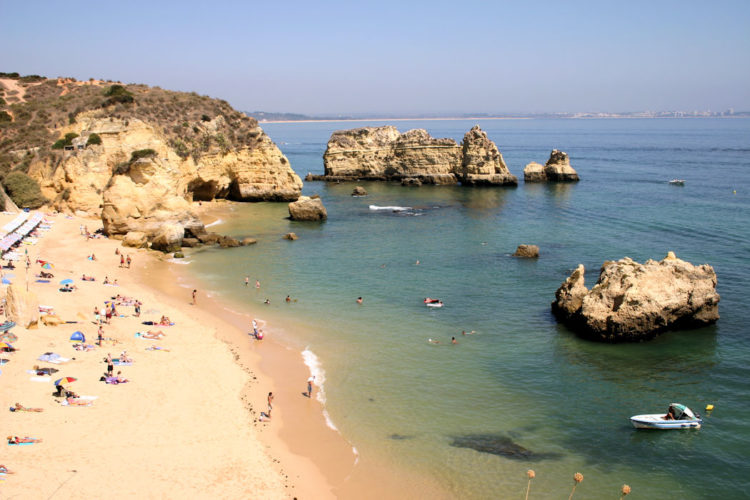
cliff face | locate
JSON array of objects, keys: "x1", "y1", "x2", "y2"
[
  {"x1": 320, "y1": 125, "x2": 516, "y2": 186},
  {"x1": 28, "y1": 115, "x2": 302, "y2": 237},
  {"x1": 458, "y1": 125, "x2": 517, "y2": 185}
]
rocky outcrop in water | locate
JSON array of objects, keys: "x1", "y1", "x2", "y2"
[
  {"x1": 513, "y1": 244, "x2": 539, "y2": 258},
  {"x1": 523, "y1": 150, "x2": 579, "y2": 182},
  {"x1": 552, "y1": 252, "x2": 720, "y2": 342},
  {"x1": 450, "y1": 434, "x2": 562, "y2": 461},
  {"x1": 316, "y1": 125, "x2": 516, "y2": 186},
  {"x1": 288, "y1": 196, "x2": 327, "y2": 221},
  {"x1": 458, "y1": 126, "x2": 517, "y2": 185}
]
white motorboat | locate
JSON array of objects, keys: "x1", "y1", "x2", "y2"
[
  {"x1": 631, "y1": 403, "x2": 702, "y2": 429},
  {"x1": 669, "y1": 179, "x2": 686, "y2": 185}
]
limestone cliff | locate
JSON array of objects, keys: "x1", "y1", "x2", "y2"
[
  {"x1": 27, "y1": 114, "x2": 302, "y2": 237},
  {"x1": 523, "y1": 150, "x2": 579, "y2": 182},
  {"x1": 458, "y1": 125, "x2": 517, "y2": 185},
  {"x1": 318, "y1": 125, "x2": 516, "y2": 186}
]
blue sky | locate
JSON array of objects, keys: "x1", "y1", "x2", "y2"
[{"x1": 2, "y1": 0, "x2": 748, "y2": 114}]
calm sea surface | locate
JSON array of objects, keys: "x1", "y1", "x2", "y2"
[{"x1": 182, "y1": 118, "x2": 750, "y2": 499}]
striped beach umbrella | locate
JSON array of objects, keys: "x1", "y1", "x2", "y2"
[{"x1": 54, "y1": 377, "x2": 76, "y2": 386}]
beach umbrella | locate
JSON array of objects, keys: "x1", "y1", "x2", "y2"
[
  {"x1": 0, "y1": 332, "x2": 17, "y2": 343},
  {"x1": 60, "y1": 279, "x2": 74, "y2": 285},
  {"x1": 42, "y1": 263, "x2": 53, "y2": 269},
  {"x1": 69, "y1": 331, "x2": 85, "y2": 343},
  {"x1": 1, "y1": 277, "x2": 11, "y2": 285},
  {"x1": 54, "y1": 377, "x2": 76, "y2": 386},
  {"x1": 0, "y1": 342, "x2": 13, "y2": 349}
]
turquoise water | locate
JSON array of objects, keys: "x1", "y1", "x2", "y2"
[{"x1": 185, "y1": 119, "x2": 750, "y2": 498}]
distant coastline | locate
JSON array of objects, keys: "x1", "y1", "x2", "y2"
[{"x1": 249, "y1": 110, "x2": 749, "y2": 123}]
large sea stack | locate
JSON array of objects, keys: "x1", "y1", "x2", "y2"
[
  {"x1": 552, "y1": 252, "x2": 720, "y2": 342},
  {"x1": 317, "y1": 125, "x2": 517, "y2": 186}
]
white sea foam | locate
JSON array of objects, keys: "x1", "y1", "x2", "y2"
[
  {"x1": 369, "y1": 204, "x2": 412, "y2": 212},
  {"x1": 167, "y1": 258, "x2": 192, "y2": 265},
  {"x1": 302, "y1": 348, "x2": 338, "y2": 431},
  {"x1": 205, "y1": 218, "x2": 223, "y2": 228}
]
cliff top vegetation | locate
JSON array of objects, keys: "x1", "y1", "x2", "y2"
[{"x1": 0, "y1": 73, "x2": 261, "y2": 181}]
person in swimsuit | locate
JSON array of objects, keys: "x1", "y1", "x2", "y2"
[
  {"x1": 106, "y1": 353, "x2": 114, "y2": 376},
  {"x1": 267, "y1": 392, "x2": 274, "y2": 417}
]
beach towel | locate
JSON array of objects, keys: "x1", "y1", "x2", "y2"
[
  {"x1": 35, "y1": 279, "x2": 50, "y2": 283},
  {"x1": 113, "y1": 360, "x2": 132, "y2": 366},
  {"x1": 61, "y1": 399, "x2": 93, "y2": 407},
  {"x1": 7, "y1": 442, "x2": 35, "y2": 446}
]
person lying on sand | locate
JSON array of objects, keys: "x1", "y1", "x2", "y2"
[
  {"x1": 0, "y1": 464, "x2": 14, "y2": 473},
  {"x1": 158, "y1": 316, "x2": 172, "y2": 326},
  {"x1": 7, "y1": 436, "x2": 42, "y2": 444},
  {"x1": 142, "y1": 330, "x2": 167, "y2": 340},
  {"x1": 33, "y1": 365, "x2": 58, "y2": 375},
  {"x1": 80, "y1": 274, "x2": 95, "y2": 281},
  {"x1": 119, "y1": 351, "x2": 133, "y2": 363},
  {"x1": 10, "y1": 403, "x2": 44, "y2": 412}
]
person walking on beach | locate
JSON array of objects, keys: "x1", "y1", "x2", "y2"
[
  {"x1": 307, "y1": 376, "x2": 315, "y2": 398},
  {"x1": 126, "y1": 255, "x2": 131, "y2": 269},
  {"x1": 191, "y1": 289, "x2": 197, "y2": 305},
  {"x1": 245, "y1": 276, "x2": 249, "y2": 287},
  {"x1": 267, "y1": 392, "x2": 274, "y2": 417},
  {"x1": 119, "y1": 255, "x2": 125, "y2": 268},
  {"x1": 255, "y1": 280, "x2": 260, "y2": 289},
  {"x1": 106, "y1": 353, "x2": 114, "y2": 376}
]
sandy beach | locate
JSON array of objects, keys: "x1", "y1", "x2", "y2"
[{"x1": 0, "y1": 211, "x2": 334, "y2": 498}]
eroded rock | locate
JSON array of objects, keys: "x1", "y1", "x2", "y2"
[
  {"x1": 513, "y1": 244, "x2": 539, "y2": 258},
  {"x1": 5, "y1": 284, "x2": 39, "y2": 329},
  {"x1": 288, "y1": 196, "x2": 327, "y2": 221},
  {"x1": 552, "y1": 253, "x2": 720, "y2": 341}
]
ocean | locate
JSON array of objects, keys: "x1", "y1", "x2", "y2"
[{"x1": 180, "y1": 118, "x2": 750, "y2": 499}]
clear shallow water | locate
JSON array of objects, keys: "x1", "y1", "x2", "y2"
[{"x1": 184, "y1": 119, "x2": 750, "y2": 498}]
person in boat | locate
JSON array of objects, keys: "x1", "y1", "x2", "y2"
[
  {"x1": 424, "y1": 298, "x2": 441, "y2": 304},
  {"x1": 664, "y1": 406, "x2": 676, "y2": 420}
]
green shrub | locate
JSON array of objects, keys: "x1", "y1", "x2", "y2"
[
  {"x1": 0, "y1": 97, "x2": 6, "y2": 106},
  {"x1": 51, "y1": 132, "x2": 78, "y2": 149},
  {"x1": 86, "y1": 133, "x2": 102, "y2": 146},
  {"x1": 129, "y1": 148, "x2": 157, "y2": 162},
  {"x1": 102, "y1": 85, "x2": 134, "y2": 107},
  {"x1": 201, "y1": 114, "x2": 211, "y2": 122},
  {"x1": 2, "y1": 171, "x2": 47, "y2": 208},
  {"x1": 0, "y1": 111, "x2": 11, "y2": 123}
]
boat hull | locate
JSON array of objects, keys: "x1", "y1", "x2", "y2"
[{"x1": 630, "y1": 413, "x2": 701, "y2": 429}]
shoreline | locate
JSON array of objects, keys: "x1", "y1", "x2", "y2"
[{"x1": 179, "y1": 201, "x2": 452, "y2": 499}]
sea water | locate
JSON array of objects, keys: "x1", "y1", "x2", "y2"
[{"x1": 180, "y1": 118, "x2": 750, "y2": 498}]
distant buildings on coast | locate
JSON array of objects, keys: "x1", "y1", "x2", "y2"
[{"x1": 248, "y1": 109, "x2": 747, "y2": 123}]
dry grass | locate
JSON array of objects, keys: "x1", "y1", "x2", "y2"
[{"x1": 0, "y1": 74, "x2": 260, "y2": 179}]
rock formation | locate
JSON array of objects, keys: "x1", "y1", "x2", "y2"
[
  {"x1": 5, "y1": 284, "x2": 39, "y2": 329},
  {"x1": 28, "y1": 115, "x2": 302, "y2": 242},
  {"x1": 283, "y1": 232, "x2": 298, "y2": 240},
  {"x1": 552, "y1": 252, "x2": 720, "y2": 342},
  {"x1": 352, "y1": 186, "x2": 367, "y2": 196},
  {"x1": 316, "y1": 125, "x2": 516, "y2": 186},
  {"x1": 513, "y1": 244, "x2": 539, "y2": 258},
  {"x1": 458, "y1": 126, "x2": 517, "y2": 185},
  {"x1": 523, "y1": 150, "x2": 579, "y2": 182},
  {"x1": 288, "y1": 196, "x2": 327, "y2": 221}
]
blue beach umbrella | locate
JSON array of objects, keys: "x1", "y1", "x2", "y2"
[
  {"x1": 1, "y1": 277, "x2": 11, "y2": 285},
  {"x1": 60, "y1": 279, "x2": 73, "y2": 285}
]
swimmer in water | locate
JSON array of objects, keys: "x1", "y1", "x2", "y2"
[
  {"x1": 356, "y1": 297, "x2": 363, "y2": 304},
  {"x1": 451, "y1": 337, "x2": 457, "y2": 344}
]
